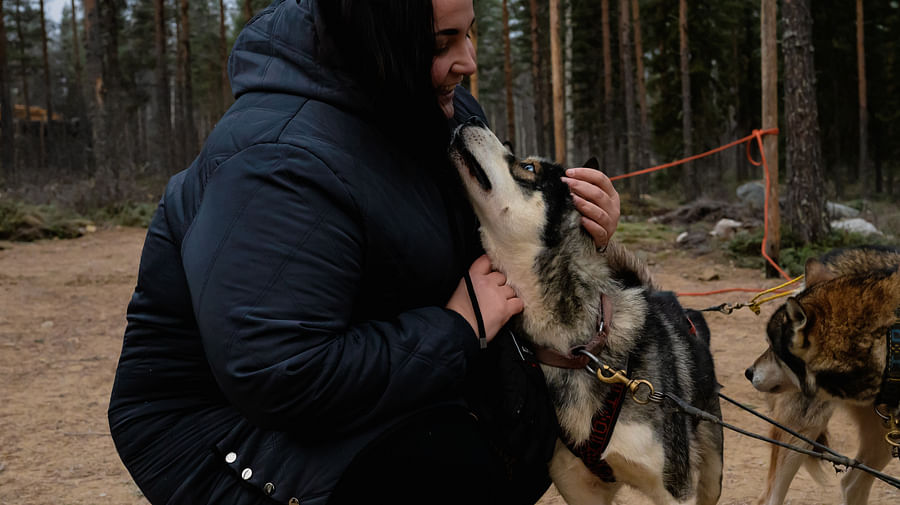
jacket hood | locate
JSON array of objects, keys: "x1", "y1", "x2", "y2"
[{"x1": 228, "y1": 0, "x2": 366, "y2": 113}]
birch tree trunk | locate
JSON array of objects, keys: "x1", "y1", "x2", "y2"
[
  {"x1": 502, "y1": 0, "x2": 516, "y2": 150},
  {"x1": 856, "y1": 0, "x2": 870, "y2": 196},
  {"x1": 783, "y1": 0, "x2": 827, "y2": 243}
]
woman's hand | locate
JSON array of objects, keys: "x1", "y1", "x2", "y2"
[
  {"x1": 561, "y1": 167, "x2": 621, "y2": 250},
  {"x1": 446, "y1": 255, "x2": 523, "y2": 344}
]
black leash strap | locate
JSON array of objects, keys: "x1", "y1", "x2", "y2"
[
  {"x1": 661, "y1": 391, "x2": 900, "y2": 490},
  {"x1": 463, "y1": 271, "x2": 488, "y2": 349}
]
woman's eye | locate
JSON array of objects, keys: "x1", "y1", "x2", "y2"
[{"x1": 523, "y1": 164, "x2": 535, "y2": 173}]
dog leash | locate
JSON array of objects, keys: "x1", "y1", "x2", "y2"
[{"x1": 697, "y1": 275, "x2": 805, "y2": 315}]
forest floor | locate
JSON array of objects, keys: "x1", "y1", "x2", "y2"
[{"x1": 0, "y1": 225, "x2": 899, "y2": 504}]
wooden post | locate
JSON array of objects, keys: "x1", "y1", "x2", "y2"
[
  {"x1": 761, "y1": 0, "x2": 780, "y2": 277},
  {"x1": 549, "y1": 0, "x2": 565, "y2": 164}
]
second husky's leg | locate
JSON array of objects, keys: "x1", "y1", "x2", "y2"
[
  {"x1": 694, "y1": 403, "x2": 724, "y2": 505},
  {"x1": 759, "y1": 393, "x2": 834, "y2": 505},
  {"x1": 839, "y1": 405, "x2": 893, "y2": 505}
]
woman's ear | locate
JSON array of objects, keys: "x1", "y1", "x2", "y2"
[{"x1": 583, "y1": 157, "x2": 600, "y2": 171}]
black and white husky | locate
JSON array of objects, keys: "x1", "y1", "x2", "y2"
[{"x1": 449, "y1": 118, "x2": 724, "y2": 505}]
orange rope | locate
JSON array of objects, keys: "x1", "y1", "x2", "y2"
[{"x1": 610, "y1": 127, "x2": 792, "y2": 285}]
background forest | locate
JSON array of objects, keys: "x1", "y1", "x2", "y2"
[{"x1": 0, "y1": 0, "x2": 898, "y2": 264}]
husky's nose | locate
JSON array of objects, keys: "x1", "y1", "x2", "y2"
[
  {"x1": 744, "y1": 368, "x2": 754, "y2": 382},
  {"x1": 464, "y1": 116, "x2": 487, "y2": 128}
]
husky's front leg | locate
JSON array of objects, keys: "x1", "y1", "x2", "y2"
[
  {"x1": 840, "y1": 404, "x2": 893, "y2": 505},
  {"x1": 549, "y1": 439, "x2": 622, "y2": 505}
]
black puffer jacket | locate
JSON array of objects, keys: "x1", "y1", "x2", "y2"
[{"x1": 107, "y1": 1, "x2": 487, "y2": 503}]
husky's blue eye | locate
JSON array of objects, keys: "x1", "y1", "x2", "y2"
[{"x1": 523, "y1": 164, "x2": 535, "y2": 173}]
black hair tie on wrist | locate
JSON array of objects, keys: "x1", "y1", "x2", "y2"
[{"x1": 463, "y1": 271, "x2": 488, "y2": 349}]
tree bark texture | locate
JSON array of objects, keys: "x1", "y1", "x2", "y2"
[
  {"x1": 38, "y1": 0, "x2": 53, "y2": 161},
  {"x1": 761, "y1": 0, "x2": 780, "y2": 275},
  {"x1": 856, "y1": 0, "x2": 869, "y2": 197},
  {"x1": 469, "y1": 19, "x2": 478, "y2": 100},
  {"x1": 782, "y1": 0, "x2": 827, "y2": 243},
  {"x1": 618, "y1": 0, "x2": 637, "y2": 196},
  {"x1": 0, "y1": 0, "x2": 13, "y2": 174},
  {"x1": 601, "y1": 0, "x2": 614, "y2": 174},
  {"x1": 630, "y1": 0, "x2": 650, "y2": 194},
  {"x1": 154, "y1": 0, "x2": 171, "y2": 173},
  {"x1": 178, "y1": 0, "x2": 197, "y2": 162},
  {"x1": 219, "y1": 0, "x2": 230, "y2": 115},
  {"x1": 549, "y1": 0, "x2": 565, "y2": 164},
  {"x1": 501, "y1": 0, "x2": 516, "y2": 150},
  {"x1": 244, "y1": 0, "x2": 253, "y2": 25},
  {"x1": 529, "y1": 0, "x2": 545, "y2": 155},
  {"x1": 678, "y1": 0, "x2": 695, "y2": 198},
  {"x1": 14, "y1": 0, "x2": 30, "y2": 169}
]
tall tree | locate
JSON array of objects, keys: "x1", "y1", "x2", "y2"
[
  {"x1": 0, "y1": 0, "x2": 13, "y2": 175},
  {"x1": 856, "y1": 0, "x2": 869, "y2": 196},
  {"x1": 13, "y1": 0, "x2": 29, "y2": 125},
  {"x1": 630, "y1": 0, "x2": 650, "y2": 194},
  {"x1": 782, "y1": 0, "x2": 827, "y2": 242},
  {"x1": 761, "y1": 0, "x2": 780, "y2": 275},
  {"x1": 69, "y1": 0, "x2": 83, "y2": 110},
  {"x1": 469, "y1": 19, "x2": 478, "y2": 99},
  {"x1": 678, "y1": 0, "x2": 694, "y2": 198},
  {"x1": 244, "y1": 0, "x2": 252, "y2": 25},
  {"x1": 549, "y1": 0, "x2": 565, "y2": 163},
  {"x1": 501, "y1": 0, "x2": 515, "y2": 149},
  {"x1": 618, "y1": 0, "x2": 637, "y2": 195},
  {"x1": 37, "y1": 0, "x2": 51, "y2": 162},
  {"x1": 219, "y1": 0, "x2": 229, "y2": 115},
  {"x1": 528, "y1": 0, "x2": 544, "y2": 154},
  {"x1": 177, "y1": 0, "x2": 197, "y2": 161},
  {"x1": 601, "y1": 0, "x2": 614, "y2": 174},
  {"x1": 153, "y1": 0, "x2": 171, "y2": 173}
]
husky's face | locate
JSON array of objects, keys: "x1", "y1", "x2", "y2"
[
  {"x1": 448, "y1": 118, "x2": 584, "y2": 259},
  {"x1": 747, "y1": 266, "x2": 900, "y2": 401}
]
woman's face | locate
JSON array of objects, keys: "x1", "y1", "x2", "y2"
[{"x1": 432, "y1": 0, "x2": 477, "y2": 118}]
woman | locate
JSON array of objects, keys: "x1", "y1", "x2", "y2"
[{"x1": 108, "y1": 1, "x2": 620, "y2": 504}]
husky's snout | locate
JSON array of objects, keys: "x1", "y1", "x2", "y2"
[{"x1": 449, "y1": 118, "x2": 501, "y2": 192}]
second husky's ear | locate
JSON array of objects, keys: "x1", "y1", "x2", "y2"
[
  {"x1": 804, "y1": 258, "x2": 835, "y2": 287},
  {"x1": 785, "y1": 297, "x2": 809, "y2": 352},
  {"x1": 583, "y1": 157, "x2": 601, "y2": 171}
]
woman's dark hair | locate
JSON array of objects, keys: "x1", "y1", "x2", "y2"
[{"x1": 319, "y1": 0, "x2": 450, "y2": 159}]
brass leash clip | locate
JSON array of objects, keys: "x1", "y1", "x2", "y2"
[{"x1": 595, "y1": 364, "x2": 656, "y2": 405}]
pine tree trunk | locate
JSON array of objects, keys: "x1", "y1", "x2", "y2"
[
  {"x1": 679, "y1": 0, "x2": 695, "y2": 199},
  {"x1": 0, "y1": 0, "x2": 14, "y2": 176},
  {"x1": 178, "y1": 0, "x2": 197, "y2": 160},
  {"x1": 761, "y1": 0, "x2": 780, "y2": 276},
  {"x1": 601, "y1": 0, "x2": 614, "y2": 175},
  {"x1": 84, "y1": 0, "x2": 122, "y2": 202},
  {"x1": 154, "y1": 0, "x2": 172, "y2": 173},
  {"x1": 69, "y1": 0, "x2": 85, "y2": 125},
  {"x1": 549, "y1": 0, "x2": 565, "y2": 164},
  {"x1": 564, "y1": 0, "x2": 573, "y2": 163},
  {"x1": 174, "y1": 4, "x2": 185, "y2": 168},
  {"x1": 618, "y1": 0, "x2": 637, "y2": 197},
  {"x1": 14, "y1": 0, "x2": 30, "y2": 170},
  {"x1": 38, "y1": 0, "x2": 52, "y2": 167},
  {"x1": 529, "y1": 0, "x2": 544, "y2": 155},
  {"x1": 631, "y1": 0, "x2": 650, "y2": 194},
  {"x1": 782, "y1": 0, "x2": 827, "y2": 243},
  {"x1": 219, "y1": 0, "x2": 230, "y2": 115},
  {"x1": 244, "y1": 0, "x2": 253, "y2": 25},
  {"x1": 856, "y1": 0, "x2": 870, "y2": 196},
  {"x1": 502, "y1": 0, "x2": 516, "y2": 150}
]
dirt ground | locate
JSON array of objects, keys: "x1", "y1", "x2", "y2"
[{"x1": 0, "y1": 227, "x2": 898, "y2": 505}]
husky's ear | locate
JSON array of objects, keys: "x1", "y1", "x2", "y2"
[
  {"x1": 785, "y1": 297, "x2": 809, "y2": 352},
  {"x1": 804, "y1": 258, "x2": 835, "y2": 287},
  {"x1": 583, "y1": 157, "x2": 601, "y2": 171}
]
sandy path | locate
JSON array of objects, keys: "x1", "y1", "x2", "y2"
[{"x1": 0, "y1": 228, "x2": 897, "y2": 504}]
